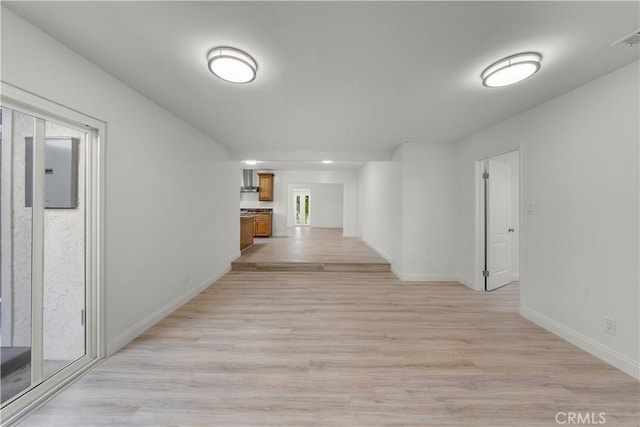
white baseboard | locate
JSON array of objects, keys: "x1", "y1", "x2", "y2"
[
  {"x1": 106, "y1": 263, "x2": 231, "y2": 356},
  {"x1": 398, "y1": 273, "x2": 458, "y2": 282},
  {"x1": 390, "y1": 266, "x2": 402, "y2": 280},
  {"x1": 520, "y1": 305, "x2": 639, "y2": 380},
  {"x1": 361, "y1": 238, "x2": 392, "y2": 263},
  {"x1": 511, "y1": 273, "x2": 520, "y2": 281},
  {"x1": 342, "y1": 233, "x2": 359, "y2": 237},
  {"x1": 455, "y1": 275, "x2": 474, "y2": 290},
  {"x1": 361, "y1": 238, "x2": 403, "y2": 280}
]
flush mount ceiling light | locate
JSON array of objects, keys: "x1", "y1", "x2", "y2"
[
  {"x1": 208, "y1": 47, "x2": 257, "y2": 84},
  {"x1": 481, "y1": 52, "x2": 542, "y2": 88},
  {"x1": 322, "y1": 160, "x2": 333, "y2": 164},
  {"x1": 244, "y1": 160, "x2": 258, "y2": 165}
]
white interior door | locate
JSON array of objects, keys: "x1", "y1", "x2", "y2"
[{"x1": 486, "y1": 159, "x2": 512, "y2": 291}]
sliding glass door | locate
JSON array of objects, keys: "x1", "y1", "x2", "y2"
[
  {"x1": 0, "y1": 94, "x2": 103, "y2": 423},
  {"x1": 0, "y1": 107, "x2": 37, "y2": 404}
]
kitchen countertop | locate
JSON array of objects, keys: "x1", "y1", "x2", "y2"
[{"x1": 241, "y1": 208, "x2": 273, "y2": 217}]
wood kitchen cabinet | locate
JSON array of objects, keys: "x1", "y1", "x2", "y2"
[
  {"x1": 258, "y1": 173, "x2": 274, "y2": 201},
  {"x1": 240, "y1": 216, "x2": 254, "y2": 250},
  {"x1": 253, "y1": 213, "x2": 272, "y2": 237}
]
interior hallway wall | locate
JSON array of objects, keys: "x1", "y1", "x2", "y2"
[
  {"x1": 454, "y1": 60, "x2": 639, "y2": 377},
  {"x1": 286, "y1": 183, "x2": 343, "y2": 228},
  {"x1": 358, "y1": 156, "x2": 402, "y2": 271},
  {"x1": 400, "y1": 142, "x2": 457, "y2": 281},
  {"x1": 359, "y1": 142, "x2": 457, "y2": 280},
  {"x1": 1, "y1": 8, "x2": 240, "y2": 355}
]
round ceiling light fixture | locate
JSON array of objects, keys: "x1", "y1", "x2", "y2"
[
  {"x1": 481, "y1": 52, "x2": 541, "y2": 88},
  {"x1": 207, "y1": 46, "x2": 258, "y2": 84},
  {"x1": 322, "y1": 160, "x2": 333, "y2": 164}
]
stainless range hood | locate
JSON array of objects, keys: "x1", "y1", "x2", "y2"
[{"x1": 241, "y1": 169, "x2": 259, "y2": 193}]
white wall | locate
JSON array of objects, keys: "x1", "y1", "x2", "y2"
[
  {"x1": 358, "y1": 143, "x2": 457, "y2": 280},
  {"x1": 490, "y1": 150, "x2": 520, "y2": 280},
  {"x1": 358, "y1": 158, "x2": 402, "y2": 268},
  {"x1": 400, "y1": 142, "x2": 457, "y2": 281},
  {"x1": 241, "y1": 169, "x2": 358, "y2": 236},
  {"x1": 286, "y1": 183, "x2": 343, "y2": 228},
  {"x1": 1, "y1": 8, "x2": 239, "y2": 354},
  {"x1": 454, "y1": 61, "x2": 639, "y2": 377}
]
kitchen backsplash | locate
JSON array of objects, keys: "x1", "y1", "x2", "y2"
[{"x1": 240, "y1": 191, "x2": 274, "y2": 208}]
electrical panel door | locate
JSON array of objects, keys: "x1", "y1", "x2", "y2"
[{"x1": 25, "y1": 137, "x2": 79, "y2": 209}]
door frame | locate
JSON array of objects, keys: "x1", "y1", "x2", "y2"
[
  {"x1": 1, "y1": 108, "x2": 15, "y2": 347},
  {"x1": 0, "y1": 82, "x2": 106, "y2": 425},
  {"x1": 474, "y1": 146, "x2": 522, "y2": 293}
]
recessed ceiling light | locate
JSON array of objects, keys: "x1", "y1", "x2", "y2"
[
  {"x1": 322, "y1": 160, "x2": 333, "y2": 164},
  {"x1": 481, "y1": 52, "x2": 541, "y2": 88},
  {"x1": 208, "y1": 47, "x2": 258, "y2": 84},
  {"x1": 244, "y1": 160, "x2": 258, "y2": 165}
]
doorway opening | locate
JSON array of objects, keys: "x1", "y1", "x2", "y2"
[
  {"x1": 293, "y1": 189, "x2": 311, "y2": 226},
  {"x1": 477, "y1": 149, "x2": 520, "y2": 292}
]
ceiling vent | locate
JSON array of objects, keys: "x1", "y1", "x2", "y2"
[{"x1": 611, "y1": 30, "x2": 640, "y2": 47}]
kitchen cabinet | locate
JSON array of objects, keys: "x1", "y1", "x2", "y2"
[
  {"x1": 240, "y1": 216, "x2": 254, "y2": 250},
  {"x1": 253, "y1": 213, "x2": 272, "y2": 237},
  {"x1": 258, "y1": 173, "x2": 274, "y2": 201}
]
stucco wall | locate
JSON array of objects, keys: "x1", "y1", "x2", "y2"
[{"x1": 42, "y1": 121, "x2": 85, "y2": 363}]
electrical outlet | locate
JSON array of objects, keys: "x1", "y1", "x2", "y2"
[{"x1": 602, "y1": 316, "x2": 616, "y2": 336}]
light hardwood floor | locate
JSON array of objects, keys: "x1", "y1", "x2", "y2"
[
  {"x1": 239, "y1": 227, "x2": 385, "y2": 263},
  {"x1": 16, "y1": 230, "x2": 640, "y2": 426},
  {"x1": 232, "y1": 227, "x2": 390, "y2": 272}
]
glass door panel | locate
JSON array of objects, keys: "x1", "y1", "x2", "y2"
[
  {"x1": 42, "y1": 121, "x2": 87, "y2": 380},
  {"x1": 293, "y1": 189, "x2": 311, "y2": 226},
  {"x1": 0, "y1": 108, "x2": 88, "y2": 404},
  {"x1": 1, "y1": 108, "x2": 36, "y2": 404}
]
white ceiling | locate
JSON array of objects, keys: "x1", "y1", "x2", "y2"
[
  {"x1": 5, "y1": 1, "x2": 639, "y2": 169},
  {"x1": 242, "y1": 160, "x2": 366, "y2": 172}
]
